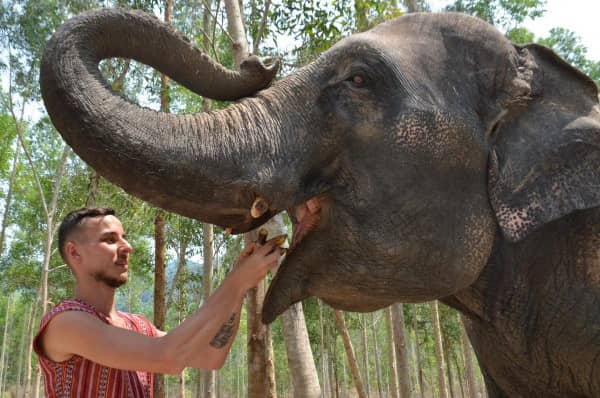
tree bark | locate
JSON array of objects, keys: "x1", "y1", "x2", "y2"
[
  {"x1": 0, "y1": 296, "x2": 11, "y2": 396},
  {"x1": 252, "y1": 0, "x2": 271, "y2": 54},
  {"x1": 85, "y1": 171, "x2": 101, "y2": 207},
  {"x1": 154, "y1": 1, "x2": 172, "y2": 396},
  {"x1": 430, "y1": 301, "x2": 449, "y2": 398},
  {"x1": 24, "y1": 295, "x2": 39, "y2": 398},
  {"x1": 413, "y1": 305, "x2": 425, "y2": 398},
  {"x1": 333, "y1": 310, "x2": 367, "y2": 398},
  {"x1": 371, "y1": 313, "x2": 384, "y2": 398},
  {"x1": 16, "y1": 303, "x2": 31, "y2": 398},
  {"x1": 281, "y1": 301, "x2": 321, "y2": 398},
  {"x1": 444, "y1": 334, "x2": 456, "y2": 398},
  {"x1": 360, "y1": 314, "x2": 371, "y2": 397},
  {"x1": 246, "y1": 249, "x2": 269, "y2": 397},
  {"x1": 201, "y1": 223, "x2": 216, "y2": 398},
  {"x1": 154, "y1": 210, "x2": 167, "y2": 398},
  {"x1": 265, "y1": 326, "x2": 277, "y2": 398},
  {"x1": 460, "y1": 317, "x2": 477, "y2": 398},
  {"x1": 404, "y1": 0, "x2": 419, "y2": 12},
  {"x1": 0, "y1": 139, "x2": 20, "y2": 255},
  {"x1": 224, "y1": 0, "x2": 249, "y2": 66},
  {"x1": 391, "y1": 303, "x2": 411, "y2": 398},
  {"x1": 319, "y1": 300, "x2": 331, "y2": 398},
  {"x1": 385, "y1": 308, "x2": 399, "y2": 398}
]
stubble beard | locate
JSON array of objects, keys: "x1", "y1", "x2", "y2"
[{"x1": 93, "y1": 270, "x2": 128, "y2": 288}]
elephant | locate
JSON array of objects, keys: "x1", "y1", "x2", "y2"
[{"x1": 40, "y1": 8, "x2": 600, "y2": 397}]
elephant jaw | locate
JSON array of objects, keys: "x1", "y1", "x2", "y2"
[{"x1": 261, "y1": 195, "x2": 327, "y2": 324}]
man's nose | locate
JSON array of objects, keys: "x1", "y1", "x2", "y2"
[{"x1": 120, "y1": 239, "x2": 133, "y2": 253}]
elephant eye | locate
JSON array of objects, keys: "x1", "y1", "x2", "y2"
[{"x1": 347, "y1": 74, "x2": 366, "y2": 88}]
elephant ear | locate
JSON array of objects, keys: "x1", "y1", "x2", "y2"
[{"x1": 488, "y1": 43, "x2": 600, "y2": 242}]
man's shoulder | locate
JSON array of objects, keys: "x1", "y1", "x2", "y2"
[{"x1": 42, "y1": 299, "x2": 101, "y2": 323}]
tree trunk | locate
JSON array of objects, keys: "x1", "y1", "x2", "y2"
[
  {"x1": 319, "y1": 300, "x2": 331, "y2": 398},
  {"x1": 371, "y1": 313, "x2": 384, "y2": 398},
  {"x1": 153, "y1": 0, "x2": 172, "y2": 392},
  {"x1": 202, "y1": 223, "x2": 216, "y2": 398},
  {"x1": 85, "y1": 170, "x2": 101, "y2": 207},
  {"x1": 24, "y1": 296, "x2": 39, "y2": 398},
  {"x1": 154, "y1": 210, "x2": 167, "y2": 398},
  {"x1": 33, "y1": 368, "x2": 41, "y2": 398},
  {"x1": 281, "y1": 301, "x2": 321, "y2": 398},
  {"x1": 453, "y1": 351, "x2": 466, "y2": 398},
  {"x1": 224, "y1": 0, "x2": 249, "y2": 66},
  {"x1": 354, "y1": 0, "x2": 369, "y2": 31},
  {"x1": 0, "y1": 296, "x2": 11, "y2": 396},
  {"x1": 246, "y1": 273, "x2": 269, "y2": 397},
  {"x1": 385, "y1": 308, "x2": 399, "y2": 398},
  {"x1": 360, "y1": 314, "x2": 371, "y2": 397},
  {"x1": 16, "y1": 303, "x2": 31, "y2": 398},
  {"x1": 178, "y1": 365, "x2": 186, "y2": 398},
  {"x1": 391, "y1": 303, "x2": 411, "y2": 398},
  {"x1": 404, "y1": 0, "x2": 419, "y2": 12},
  {"x1": 460, "y1": 318, "x2": 477, "y2": 398},
  {"x1": 265, "y1": 326, "x2": 277, "y2": 398},
  {"x1": 330, "y1": 332, "x2": 339, "y2": 398},
  {"x1": 413, "y1": 305, "x2": 425, "y2": 398},
  {"x1": 444, "y1": 335, "x2": 456, "y2": 398},
  {"x1": 0, "y1": 139, "x2": 20, "y2": 255},
  {"x1": 430, "y1": 301, "x2": 449, "y2": 398},
  {"x1": 246, "y1": 230, "x2": 269, "y2": 397},
  {"x1": 333, "y1": 310, "x2": 367, "y2": 398}
]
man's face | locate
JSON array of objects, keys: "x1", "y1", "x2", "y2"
[{"x1": 69, "y1": 215, "x2": 132, "y2": 288}]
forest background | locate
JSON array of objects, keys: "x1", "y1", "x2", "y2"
[{"x1": 0, "y1": 0, "x2": 598, "y2": 397}]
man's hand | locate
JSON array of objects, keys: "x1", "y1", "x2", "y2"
[{"x1": 231, "y1": 235, "x2": 284, "y2": 292}]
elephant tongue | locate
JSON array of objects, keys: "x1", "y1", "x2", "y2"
[{"x1": 291, "y1": 198, "x2": 321, "y2": 250}]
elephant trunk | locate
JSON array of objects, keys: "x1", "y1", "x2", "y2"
[{"x1": 41, "y1": 9, "x2": 315, "y2": 231}]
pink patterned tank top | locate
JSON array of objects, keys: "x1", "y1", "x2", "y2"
[{"x1": 34, "y1": 299, "x2": 158, "y2": 398}]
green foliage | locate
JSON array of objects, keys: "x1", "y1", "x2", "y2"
[
  {"x1": 446, "y1": 0, "x2": 546, "y2": 30},
  {"x1": 538, "y1": 27, "x2": 600, "y2": 85},
  {"x1": 272, "y1": 0, "x2": 403, "y2": 66},
  {"x1": 506, "y1": 26, "x2": 535, "y2": 43}
]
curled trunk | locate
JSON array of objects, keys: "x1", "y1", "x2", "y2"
[{"x1": 41, "y1": 9, "x2": 315, "y2": 231}]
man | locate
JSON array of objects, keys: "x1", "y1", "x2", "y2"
[{"x1": 34, "y1": 207, "x2": 282, "y2": 397}]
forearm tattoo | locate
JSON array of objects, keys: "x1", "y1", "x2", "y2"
[{"x1": 209, "y1": 313, "x2": 237, "y2": 348}]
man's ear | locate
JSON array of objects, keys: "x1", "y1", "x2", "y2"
[
  {"x1": 487, "y1": 44, "x2": 600, "y2": 242},
  {"x1": 64, "y1": 241, "x2": 81, "y2": 264}
]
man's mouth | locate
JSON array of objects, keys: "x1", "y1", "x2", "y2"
[{"x1": 289, "y1": 196, "x2": 324, "y2": 252}]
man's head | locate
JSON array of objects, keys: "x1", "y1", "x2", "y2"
[{"x1": 58, "y1": 207, "x2": 132, "y2": 288}]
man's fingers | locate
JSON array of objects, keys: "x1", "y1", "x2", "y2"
[
  {"x1": 256, "y1": 234, "x2": 287, "y2": 254},
  {"x1": 241, "y1": 242, "x2": 256, "y2": 256}
]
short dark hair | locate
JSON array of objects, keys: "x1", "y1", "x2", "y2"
[{"x1": 58, "y1": 207, "x2": 116, "y2": 262}]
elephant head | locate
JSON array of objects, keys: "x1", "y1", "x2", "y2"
[{"x1": 41, "y1": 10, "x2": 600, "y2": 323}]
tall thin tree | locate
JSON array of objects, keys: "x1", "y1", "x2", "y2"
[
  {"x1": 333, "y1": 310, "x2": 367, "y2": 398},
  {"x1": 430, "y1": 301, "x2": 449, "y2": 398},
  {"x1": 391, "y1": 303, "x2": 411, "y2": 397}
]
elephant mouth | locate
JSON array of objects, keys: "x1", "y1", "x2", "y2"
[{"x1": 289, "y1": 196, "x2": 325, "y2": 252}]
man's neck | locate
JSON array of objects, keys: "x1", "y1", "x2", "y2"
[{"x1": 74, "y1": 283, "x2": 118, "y2": 318}]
